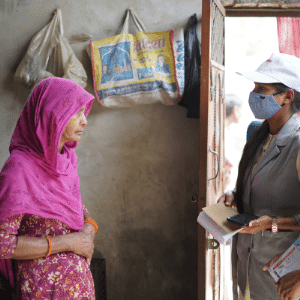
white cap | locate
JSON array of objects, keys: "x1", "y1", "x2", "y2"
[{"x1": 237, "y1": 53, "x2": 300, "y2": 92}]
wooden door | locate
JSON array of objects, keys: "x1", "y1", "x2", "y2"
[{"x1": 198, "y1": 0, "x2": 226, "y2": 299}]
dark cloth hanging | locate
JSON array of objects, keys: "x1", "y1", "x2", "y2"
[{"x1": 178, "y1": 14, "x2": 201, "y2": 118}]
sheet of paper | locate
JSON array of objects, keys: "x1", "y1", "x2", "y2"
[{"x1": 269, "y1": 236, "x2": 300, "y2": 282}]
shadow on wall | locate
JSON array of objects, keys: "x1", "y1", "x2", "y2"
[
  {"x1": 91, "y1": 257, "x2": 107, "y2": 300},
  {"x1": 114, "y1": 221, "x2": 197, "y2": 299},
  {"x1": 2, "y1": 38, "x2": 32, "y2": 107},
  {"x1": 0, "y1": 0, "x2": 31, "y2": 14}
]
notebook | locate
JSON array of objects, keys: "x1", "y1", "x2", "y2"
[{"x1": 197, "y1": 203, "x2": 243, "y2": 245}]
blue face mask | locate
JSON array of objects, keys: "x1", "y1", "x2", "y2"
[{"x1": 248, "y1": 91, "x2": 283, "y2": 119}]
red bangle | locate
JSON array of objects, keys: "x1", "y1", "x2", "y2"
[
  {"x1": 84, "y1": 219, "x2": 98, "y2": 233},
  {"x1": 45, "y1": 236, "x2": 52, "y2": 257}
]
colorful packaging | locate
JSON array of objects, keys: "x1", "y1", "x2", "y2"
[{"x1": 90, "y1": 10, "x2": 184, "y2": 107}]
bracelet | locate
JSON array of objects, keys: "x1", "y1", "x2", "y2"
[
  {"x1": 45, "y1": 236, "x2": 52, "y2": 257},
  {"x1": 272, "y1": 217, "x2": 278, "y2": 234},
  {"x1": 84, "y1": 219, "x2": 98, "y2": 233}
]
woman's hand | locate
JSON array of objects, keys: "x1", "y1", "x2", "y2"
[
  {"x1": 274, "y1": 270, "x2": 300, "y2": 300},
  {"x1": 217, "y1": 190, "x2": 235, "y2": 207},
  {"x1": 80, "y1": 222, "x2": 96, "y2": 265},
  {"x1": 240, "y1": 215, "x2": 272, "y2": 234},
  {"x1": 69, "y1": 229, "x2": 94, "y2": 264},
  {"x1": 81, "y1": 222, "x2": 96, "y2": 237}
]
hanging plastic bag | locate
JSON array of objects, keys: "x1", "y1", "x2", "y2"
[
  {"x1": 90, "y1": 8, "x2": 184, "y2": 108},
  {"x1": 14, "y1": 9, "x2": 87, "y2": 89}
]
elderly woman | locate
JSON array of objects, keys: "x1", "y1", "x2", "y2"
[
  {"x1": 218, "y1": 53, "x2": 300, "y2": 300},
  {"x1": 0, "y1": 77, "x2": 97, "y2": 299}
]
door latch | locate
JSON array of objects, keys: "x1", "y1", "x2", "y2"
[{"x1": 206, "y1": 238, "x2": 220, "y2": 250}]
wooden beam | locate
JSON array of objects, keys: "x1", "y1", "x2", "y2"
[
  {"x1": 215, "y1": 0, "x2": 226, "y2": 16},
  {"x1": 221, "y1": 0, "x2": 300, "y2": 9},
  {"x1": 199, "y1": 0, "x2": 211, "y2": 298},
  {"x1": 226, "y1": 8, "x2": 300, "y2": 17}
]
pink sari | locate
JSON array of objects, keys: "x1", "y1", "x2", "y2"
[{"x1": 0, "y1": 78, "x2": 94, "y2": 288}]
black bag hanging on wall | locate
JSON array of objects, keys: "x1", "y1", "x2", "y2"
[{"x1": 178, "y1": 14, "x2": 201, "y2": 118}]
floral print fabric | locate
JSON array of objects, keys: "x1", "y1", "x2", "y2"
[{"x1": 0, "y1": 214, "x2": 95, "y2": 300}]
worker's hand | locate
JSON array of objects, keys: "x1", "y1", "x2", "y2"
[
  {"x1": 240, "y1": 215, "x2": 272, "y2": 234},
  {"x1": 274, "y1": 270, "x2": 300, "y2": 300},
  {"x1": 263, "y1": 252, "x2": 283, "y2": 271},
  {"x1": 217, "y1": 190, "x2": 235, "y2": 207}
]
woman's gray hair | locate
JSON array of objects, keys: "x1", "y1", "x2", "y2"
[{"x1": 225, "y1": 93, "x2": 243, "y2": 117}]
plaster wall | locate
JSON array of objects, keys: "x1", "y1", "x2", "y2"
[{"x1": 0, "y1": 1, "x2": 201, "y2": 299}]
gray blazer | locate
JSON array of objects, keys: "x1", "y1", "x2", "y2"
[{"x1": 236, "y1": 113, "x2": 300, "y2": 300}]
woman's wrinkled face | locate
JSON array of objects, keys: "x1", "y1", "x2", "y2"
[{"x1": 60, "y1": 105, "x2": 87, "y2": 145}]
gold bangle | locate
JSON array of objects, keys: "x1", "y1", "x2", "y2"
[
  {"x1": 45, "y1": 236, "x2": 52, "y2": 257},
  {"x1": 84, "y1": 219, "x2": 98, "y2": 233}
]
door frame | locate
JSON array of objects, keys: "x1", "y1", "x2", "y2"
[{"x1": 198, "y1": 1, "x2": 226, "y2": 299}]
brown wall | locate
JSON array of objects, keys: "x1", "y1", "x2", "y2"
[{"x1": 0, "y1": 1, "x2": 201, "y2": 299}]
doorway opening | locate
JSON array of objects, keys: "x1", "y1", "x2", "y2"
[
  {"x1": 224, "y1": 17, "x2": 279, "y2": 191},
  {"x1": 222, "y1": 17, "x2": 279, "y2": 299}
]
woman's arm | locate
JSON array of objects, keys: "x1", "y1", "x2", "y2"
[
  {"x1": 82, "y1": 204, "x2": 96, "y2": 235},
  {"x1": 12, "y1": 231, "x2": 94, "y2": 260},
  {"x1": 0, "y1": 215, "x2": 94, "y2": 261},
  {"x1": 12, "y1": 234, "x2": 70, "y2": 260},
  {"x1": 277, "y1": 217, "x2": 300, "y2": 230},
  {"x1": 82, "y1": 204, "x2": 97, "y2": 265},
  {"x1": 241, "y1": 216, "x2": 300, "y2": 234},
  {"x1": 83, "y1": 204, "x2": 91, "y2": 220}
]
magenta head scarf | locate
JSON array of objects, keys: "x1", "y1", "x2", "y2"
[
  {"x1": 0, "y1": 77, "x2": 94, "y2": 228},
  {"x1": 0, "y1": 78, "x2": 94, "y2": 287}
]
